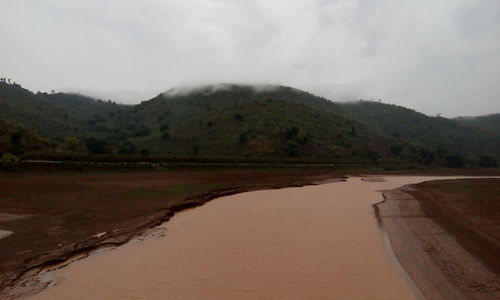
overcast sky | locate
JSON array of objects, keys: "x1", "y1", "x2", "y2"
[{"x1": 1, "y1": 0, "x2": 499, "y2": 117}]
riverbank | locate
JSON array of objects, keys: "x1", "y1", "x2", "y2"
[
  {"x1": 0, "y1": 169, "x2": 343, "y2": 299},
  {"x1": 2, "y1": 171, "x2": 499, "y2": 299},
  {"x1": 376, "y1": 178, "x2": 500, "y2": 300},
  {"x1": 28, "y1": 177, "x2": 432, "y2": 300}
]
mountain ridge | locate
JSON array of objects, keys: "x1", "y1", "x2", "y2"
[{"x1": 0, "y1": 81, "x2": 498, "y2": 167}]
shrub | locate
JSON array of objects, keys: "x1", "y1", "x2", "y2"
[
  {"x1": 285, "y1": 140, "x2": 299, "y2": 157},
  {"x1": 445, "y1": 154, "x2": 464, "y2": 168},
  {"x1": 160, "y1": 123, "x2": 169, "y2": 132},
  {"x1": 85, "y1": 138, "x2": 107, "y2": 154},
  {"x1": 233, "y1": 114, "x2": 244, "y2": 121},
  {"x1": 389, "y1": 144, "x2": 403, "y2": 156},
  {"x1": 479, "y1": 155, "x2": 498, "y2": 168},
  {"x1": 0, "y1": 153, "x2": 21, "y2": 171},
  {"x1": 63, "y1": 137, "x2": 81, "y2": 152},
  {"x1": 161, "y1": 132, "x2": 171, "y2": 140}
]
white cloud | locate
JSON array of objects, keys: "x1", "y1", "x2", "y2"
[{"x1": 0, "y1": 0, "x2": 499, "y2": 116}]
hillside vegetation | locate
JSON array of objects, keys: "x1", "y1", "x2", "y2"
[
  {"x1": 0, "y1": 82, "x2": 126, "y2": 142},
  {"x1": 0, "y1": 118, "x2": 50, "y2": 154},
  {"x1": 104, "y1": 85, "x2": 393, "y2": 160},
  {"x1": 338, "y1": 101, "x2": 499, "y2": 163},
  {"x1": 455, "y1": 114, "x2": 500, "y2": 136},
  {"x1": 0, "y1": 81, "x2": 498, "y2": 167}
]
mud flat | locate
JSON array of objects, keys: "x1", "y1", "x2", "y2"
[
  {"x1": 26, "y1": 176, "x2": 465, "y2": 300},
  {"x1": 377, "y1": 178, "x2": 500, "y2": 300}
]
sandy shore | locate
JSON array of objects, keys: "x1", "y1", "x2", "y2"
[
  {"x1": 26, "y1": 176, "x2": 458, "y2": 300},
  {"x1": 376, "y1": 179, "x2": 500, "y2": 300}
]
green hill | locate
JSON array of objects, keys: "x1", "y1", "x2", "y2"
[
  {"x1": 0, "y1": 82, "x2": 125, "y2": 143},
  {"x1": 105, "y1": 85, "x2": 394, "y2": 160},
  {"x1": 41, "y1": 92, "x2": 126, "y2": 123},
  {"x1": 0, "y1": 82, "x2": 83, "y2": 140},
  {"x1": 0, "y1": 118, "x2": 51, "y2": 154},
  {"x1": 455, "y1": 114, "x2": 500, "y2": 136},
  {"x1": 0, "y1": 81, "x2": 498, "y2": 166},
  {"x1": 338, "y1": 101, "x2": 500, "y2": 160}
]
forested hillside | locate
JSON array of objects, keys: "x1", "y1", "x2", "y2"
[
  {"x1": 338, "y1": 101, "x2": 499, "y2": 162},
  {"x1": 102, "y1": 85, "x2": 395, "y2": 159},
  {"x1": 0, "y1": 81, "x2": 498, "y2": 167},
  {"x1": 455, "y1": 114, "x2": 500, "y2": 136},
  {"x1": 0, "y1": 82, "x2": 126, "y2": 140},
  {"x1": 0, "y1": 118, "x2": 51, "y2": 154}
]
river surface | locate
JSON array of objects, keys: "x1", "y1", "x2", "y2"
[{"x1": 29, "y1": 176, "x2": 458, "y2": 300}]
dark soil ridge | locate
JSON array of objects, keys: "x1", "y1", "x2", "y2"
[{"x1": 0, "y1": 177, "x2": 344, "y2": 300}]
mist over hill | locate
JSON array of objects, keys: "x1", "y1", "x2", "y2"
[
  {"x1": 455, "y1": 114, "x2": 500, "y2": 136},
  {"x1": 0, "y1": 81, "x2": 498, "y2": 167}
]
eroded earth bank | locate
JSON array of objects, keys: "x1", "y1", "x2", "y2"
[{"x1": 377, "y1": 178, "x2": 500, "y2": 300}]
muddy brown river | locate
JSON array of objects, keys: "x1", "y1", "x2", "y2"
[{"x1": 28, "y1": 176, "x2": 458, "y2": 300}]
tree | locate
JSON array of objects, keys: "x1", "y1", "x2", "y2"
[
  {"x1": 0, "y1": 153, "x2": 21, "y2": 171},
  {"x1": 389, "y1": 144, "x2": 403, "y2": 156},
  {"x1": 239, "y1": 132, "x2": 248, "y2": 144},
  {"x1": 192, "y1": 145, "x2": 200, "y2": 155},
  {"x1": 132, "y1": 126, "x2": 151, "y2": 137},
  {"x1": 285, "y1": 140, "x2": 299, "y2": 157},
  {"x1": 285, "y1": 126, "x2": 299, "y2": 139},
  {"x1": 160, "y1": 123, "x2": 169, "y2": 132},
  {"x1": 418, "y1": 148, "x2": 435, "y2": 164},
  {"x1": 479, "y1": 155, "x2": 497, "y2": 168},
  {"x1": 63, "y1": 137, "x2": 80, "y2": 152},
  {"x1": 350, "y1": 126, "x2": 357, "y2": 137},
  {"x1": 140, "y1": 149, "x2": 149, "y2": 156},
  {"x1": 446, "y1": 154, "x2": 464, "y2": 168},
  {"x1": 118, "y1": 141, "x2": 136, "y2": 155},
  {"x1": 234, "y1": 114, "x2": 244, "y2": 121},
  {"x1": 85, "y1": 138, "x2": 107, "y2": 154},
  {"x1": 11, "y1": 132, "x2": 23, "y2": 146},
  {"x1": 161, "y1": 132, "x2": 170, "y2": 140}
]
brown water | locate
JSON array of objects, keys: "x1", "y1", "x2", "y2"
[{"x1": 29, "y1": 176, "x2": 455, "y2": 300}]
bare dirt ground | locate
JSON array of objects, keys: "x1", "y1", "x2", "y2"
[
  {"x1": 0, "y1": 168, "x2": 342, "y2": 299},
  {"x1": 377, "y1": 178, "x2": 500, "y2": 300}
]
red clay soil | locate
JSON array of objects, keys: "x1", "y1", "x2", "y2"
[
  {"x1": 0, "y1": 168, "x2": 341, "y2": 299},
  {"x1": 376, "y1": 178, "x2": 500, "y2": 300}
]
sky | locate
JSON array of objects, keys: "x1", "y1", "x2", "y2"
[{"x1": 1, "y1": 0, "x2": 499, "y2": 117}]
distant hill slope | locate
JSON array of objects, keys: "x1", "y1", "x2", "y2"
[
  {"x1": 0, "y1": 82, "x2": 82, "y2": 140},
  {"x1": 0, "y1": 82, "x2": 124, "y2": 142},
  {"x1": 337, "y1": 101, "x2": 500, "y2": 158},
  {"x1": 0, "y1": 118, "x2": 51, "y2": 154},
  {"x1": 0, "y1": 81, "x2": 498, "y2": 164},
  {"x1": 41, "y1": 92, "x2": 126, "y2": 122},
  {"x1": 455, "y1": 114, "x2": 500, "y2": 136},
  {"x1": 106, "y1": 85, "x2": 394, "y2": 159}
]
